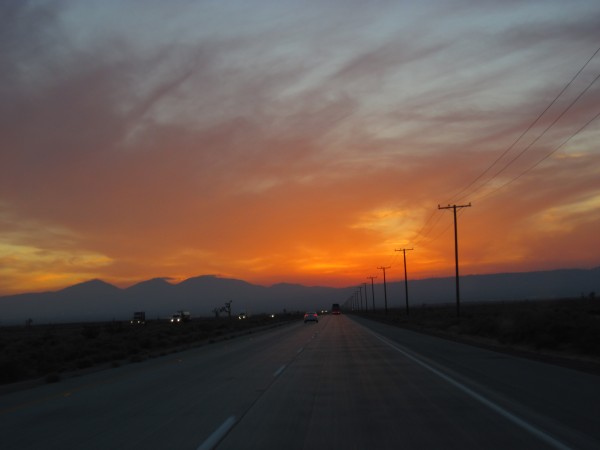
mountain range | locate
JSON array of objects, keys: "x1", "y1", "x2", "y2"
[{"x1": 0, "y1": 268, "x2": 598, "y2": 325}]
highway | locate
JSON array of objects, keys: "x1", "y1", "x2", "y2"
[{"x1": 1, "y1": 314, "x2": 599, "y2": 449}]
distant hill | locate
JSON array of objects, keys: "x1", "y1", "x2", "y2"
[
  {"x1": 0, "y1": 268, "x2": 598, "y2": 325},
  {"x1": 392, "y1": 268, "x2": 600, "y2": 307}
]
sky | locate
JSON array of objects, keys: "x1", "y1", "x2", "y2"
[{"x1": 1, "y1": 0, "x2": 600, "y2": 296}]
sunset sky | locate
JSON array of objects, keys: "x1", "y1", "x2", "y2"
[{"x1": 1, "y1": 0, "x2": 600, "y2": 296}]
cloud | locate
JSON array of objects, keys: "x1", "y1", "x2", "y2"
[{"x1": 1, "y1": 0, "x2": 600, "y2": 294}]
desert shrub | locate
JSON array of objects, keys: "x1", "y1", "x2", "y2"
[
  {"x1": 81, "y1": 325, "x2": 100, "y2": 339},
  {"x1": 105, "y1": 321, "x2": 124, "y2": 334},
  {"x1": 533, "y1": 332, "x2": 559, "y2": 350},
  {"x1": 459, "y1": 315, "x2": 498, "y2": 337},
  {"x1": 35, "y1": 356, "x2": 61, "y2": 375},
  {"x1": 573, "y1": 322, "x2": 600, "y2": 355},
  {"x1": 0, "y1": 359, "x2": 29, "y2": 384},
  {"x1": 45, "y1": 373, "x2": 61, "y2": 383},
  {"x1": 128, "y1": 347, "x2": 141, "y2": 356},
  {"x1": 110, "y1": 351, "x2": 127, "y2": 360},
  {"x1": 92, "y1": 354, "x2": 108, "y2": 364},
  {"x1": 76, "y1": 358, "x2": 93, "y2": 369}
]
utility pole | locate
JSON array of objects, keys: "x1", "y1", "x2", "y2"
[
  {"x1": 358, "y1": 286, "x2": 364, "y2": 312},
  {"x1": 363, "y1": 282, "x2": 369, "y2": 313},
  {"x1": 395, "y1": 248, "x2": 413, "y2": 316},
  {"x1": 377, "y1": 266, "x2": 391, "y2": 315},
  {"x1": 367, "y1": 276, "x2": 377, "y2": 312},
  {"x1": 438, "y1": 203, "x2": 471, "y2": 318}
]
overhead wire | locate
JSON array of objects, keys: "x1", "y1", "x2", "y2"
[
  {"x1": 475, "y1": 109, "x2": 600, "y2": 203},
  {"x1": 410, "y1": 208, "x2": 443, "y2": 245},
  {"x1": 452, "y1": 44, "x2": 600, "y2": 204},
  {"x1": 469, "y1": 70, "x2": 600, "y2": 196},
  {"x1": 366, "y1": 44, "x2": 600, "y2": 283},
  {"x1": 404, "y1": 49, "x2": 599, "y2": 250}
]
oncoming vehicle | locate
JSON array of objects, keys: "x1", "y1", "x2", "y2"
[
  {"x1": 331, "y1": 303, "x2": 341, "y2": 315},
  {"x1": 130, "y1": 311, "x2": 145, "y2": 324},
  {"x1": 170, "y1": 311, "x2": 191, "y2": 323},
  {"x1": 304, "y1": 312, "x2": 318, "y2": 323}
]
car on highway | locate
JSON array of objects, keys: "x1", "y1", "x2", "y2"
[
  {"x1": 170, "y1": 310, "x2": 191, "y2": 323},
  {"x1": 304, "y1": 312, "x2": 318, "y2": 323}
]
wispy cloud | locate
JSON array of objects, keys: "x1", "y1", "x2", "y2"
[{"x1": 1, "y1": 0, "x2": 599, "y2": 294}]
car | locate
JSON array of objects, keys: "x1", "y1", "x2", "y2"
[
  {"x1": 170, "y1": 310, "x2": 191, "y2": 323},
  {"x1": 304, "y1": 312, "x2": 318, "y2": 323}
]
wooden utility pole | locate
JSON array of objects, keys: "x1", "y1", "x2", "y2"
[
  {"x1": 395, "y1": 248, "x2": 413, "y2": 316},
  {"x1": 438, "y1": 203, "x2": 471, "y2": 317},
  {"x1": 358, "y1": 286, "x2": 364, "y2": 312},
  {"x1": 367, "y1": 276, "x2": 377, "y2": 312},
  {"x1": 377, "y1": 266, "x2": 391, "y2": 315}
]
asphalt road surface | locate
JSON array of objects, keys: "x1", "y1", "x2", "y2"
[{"x1": 1, "y1": 314, "x2": 599, "y2": 449}]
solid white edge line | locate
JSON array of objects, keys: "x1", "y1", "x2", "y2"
[
  {"x1": 274, "y1": 365, "x2": 286, "y2": 378},
  {"x1": 368, "y1": 330, "x2": 572, "y2": 450},
  {"x1": 197, "y1": 415, "x2": 236, "y2": 450}
]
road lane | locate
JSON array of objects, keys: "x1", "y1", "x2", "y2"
[
  {"x1": 351, "y1": 315, "x2": 600, "y2": 449},
  {"x1": 1, "y1": 314, "x2": 598, "y2": 449},
  {"x1": 218, "y1": 314, "x2": 564, "y2": 450},
  {"x1": 0, "y1": 320, "x2": 316, "y2": 450}
]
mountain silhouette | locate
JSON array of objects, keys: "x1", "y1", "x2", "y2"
[
  {"x1": 0, "y1": 268, "x2": 598, "y2": 324},
  {"x1": 62, "y1": 279, "x2": 121, "y2": 294}
]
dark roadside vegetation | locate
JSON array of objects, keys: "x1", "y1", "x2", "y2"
[
  {"x1": 2, "y1": 297, "x2": 599, "y2": 388},
  {"x1": 356, "y1": 296, "x2": 600, "y2": 373},
  {"x1": 0, "y1": 313, "x2": 302, "y2": 387}
]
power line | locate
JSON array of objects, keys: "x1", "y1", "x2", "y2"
[
  {"x1": 451, "y1": 44, "x2": 600, "y2": 204},
  {"x1": 479, "y1": 71, "x2": 600, "y2": 185},
  {"x1": 368, "y1": 47, "x2": 600, "y2": 295},
  {"x1": 412, "y1": 210, "x2": 445, "y2": 246},
  {"x1": 476, "y1": 109, "x2": 600, "y2": 203}
]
